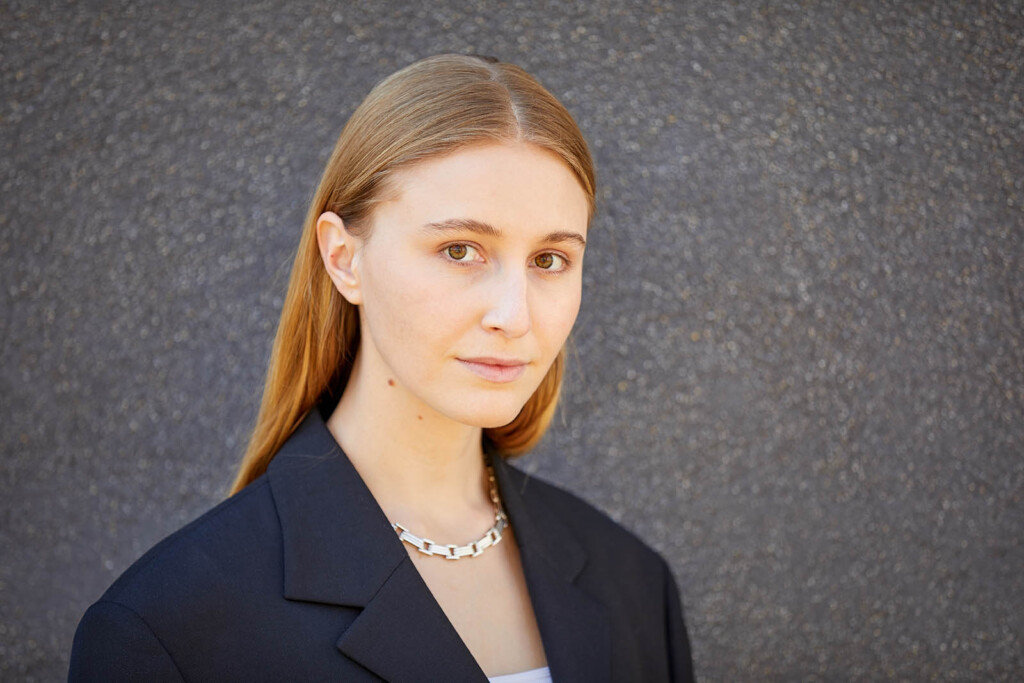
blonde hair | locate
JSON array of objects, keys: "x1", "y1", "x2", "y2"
[{"x1": 230, "y1": 54, "x2": 595, "y2": 494}]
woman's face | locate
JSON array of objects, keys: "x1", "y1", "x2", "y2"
[{"x1": 335, "y1": 142, "x2": 589, "y2": 429}]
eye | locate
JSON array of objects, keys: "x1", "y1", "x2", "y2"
[
  {"x1": 443, "y1": 243, "x2": 482, "y2": 263},
  {"x1": 533, "y1": 252, "x2": 568, "y2": 271}
]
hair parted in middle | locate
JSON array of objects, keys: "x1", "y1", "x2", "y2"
[{"x1": 231, "y1": 53, "x2": 596, "y2": 495}]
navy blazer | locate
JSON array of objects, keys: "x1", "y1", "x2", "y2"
[{"x1": 69, "y1": 407, "x2": 694, "y2": 682}]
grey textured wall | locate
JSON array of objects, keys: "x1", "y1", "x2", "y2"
[{"x1": 2, "y1": 1, "x2": 1021, "y2": 680}]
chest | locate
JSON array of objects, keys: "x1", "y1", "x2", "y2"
[{"x1": 408, "y1": 529, "x2": 548, "y2": 677}]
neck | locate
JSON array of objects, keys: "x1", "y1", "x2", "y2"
[{"x1": 325, "y1": 348, "x2": 493, "y2": 538}]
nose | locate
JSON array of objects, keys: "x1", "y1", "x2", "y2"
[{"x1": 481, "y1": 268, "x2": 531, "y2": 338}]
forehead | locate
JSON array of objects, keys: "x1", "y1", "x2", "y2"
[{"x1": 371, "y1": 142, "x2": 590, "y2": 240}]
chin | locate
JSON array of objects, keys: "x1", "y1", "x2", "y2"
[{"x1": 443, "y1": 395, "x2": 530, "y2": 430}]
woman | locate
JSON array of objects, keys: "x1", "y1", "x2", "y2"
[{"x1": 69, "y1": 54, "x2": 694, "y2": 682}]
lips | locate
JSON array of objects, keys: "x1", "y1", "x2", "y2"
[{"x1": 457, "y1": 357, "x2": 528, "y2": 383}]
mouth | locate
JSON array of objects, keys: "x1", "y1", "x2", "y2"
[{"x1": 457, "y1": 357, "x2": 529, "y2": 383}]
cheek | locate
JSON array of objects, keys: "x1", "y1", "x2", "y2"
[
  {"x1": 533, "y1": 282, "x2": 582, "y2": 349},
  {"x1": 361, "y1": 255, "x2": 466, "y2": 353}
]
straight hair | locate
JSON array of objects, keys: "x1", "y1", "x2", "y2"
[{"x1": 231, "y1": 54, "x2": 595, "y2": 494}]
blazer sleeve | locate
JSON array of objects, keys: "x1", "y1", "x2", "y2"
[
  {"x1": 662, "y1": 558, "x2": 697, "y2": 683},
  {"x1": 68, "y1": 600, "x2": 186, "y2": 683}
]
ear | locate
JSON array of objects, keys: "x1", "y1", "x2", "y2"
[{"x1": 316, "y1": 211, "x2": 364, "y2": 305}]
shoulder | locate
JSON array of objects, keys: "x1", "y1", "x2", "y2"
[
  {"x1": 70, "y1": 478, "x2": 283, "y2": 680},
  {"x1": 70, "y1": 599, "x2": 186, "y2": 682},
  {"x1": 95, "y1": 476, "x2": 280, "y2": 619},
  {"x1": 502, "y1": 461, "x2": 672, "y2": 581}
]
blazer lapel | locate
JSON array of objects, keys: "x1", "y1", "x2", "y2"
[
  {"x1": 267, "y1": 409, "x2": 486, "y2": 682},
  {"x1": 334, "y1": 559, "x2": 485, "y2": 682},
  {"x1": 491, "y1": 453, "x2": 612, "y2": 683}
]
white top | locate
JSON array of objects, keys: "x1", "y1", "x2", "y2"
[{"x1": 487, "y1": 666, "x2": 553, "y2": 683}]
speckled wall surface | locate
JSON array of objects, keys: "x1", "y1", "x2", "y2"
[{"x1": 2, "y1": 1, "x2": 1021, "y2": 680}]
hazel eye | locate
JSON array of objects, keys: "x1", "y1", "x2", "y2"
[
  {"x1": 445, "y1": 244, "x2": 479, "y2": 262},
  {"x1": 533, "y1": 253, "x2": 566, "y2": 271}
]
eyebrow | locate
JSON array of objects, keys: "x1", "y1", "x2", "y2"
[{"x1": 422, "y1": 218, "x2": 587, "y2": 248}]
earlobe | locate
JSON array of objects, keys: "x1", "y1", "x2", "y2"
[{"x1": 316, "y1": 211, "x2": 363, "y2": 305}]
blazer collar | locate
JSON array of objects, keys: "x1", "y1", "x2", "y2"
[
  {"x1": 266, "y1": 405, "x2": 406, "y2": 606},
  {"x1": 267, "y1": 407, "x2": 609, "y2": 683},
  {"x1": 487, "y1": 451, "x2": 587, "y2": 583},
  {"x1": 490, "y1": 452, "x2": 611, "y2": 683},
  {"x1": 267, "y1": 408, "x2": 485, "y2": 680}
]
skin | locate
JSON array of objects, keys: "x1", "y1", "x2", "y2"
[{"x1": 316, "y1": 141, "x2": 590, "y2": 675}]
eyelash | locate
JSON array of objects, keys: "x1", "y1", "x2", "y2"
[{"x1": 441, "y1": 243, "x2": 571, "y2": 273}]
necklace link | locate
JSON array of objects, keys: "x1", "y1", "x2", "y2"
[{"x1": 390, "y1": 466, "x2": 508, "y2": 560}]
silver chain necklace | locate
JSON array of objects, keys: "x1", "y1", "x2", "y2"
[{"x1": 390, "y1": 465, "x2": 508, "y2": 560}]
